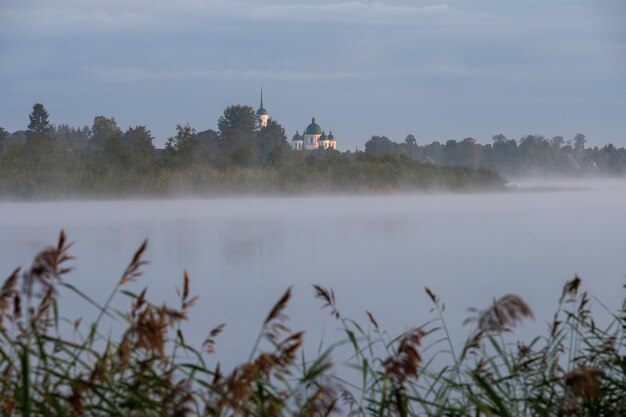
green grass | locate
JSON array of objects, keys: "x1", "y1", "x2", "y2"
[{"x1": 0, "y1": 232, "x2": 624, "y2": 416}]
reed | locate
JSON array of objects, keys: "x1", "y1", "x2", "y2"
[{"x1": 0, "y1": 232, "x2": 624, "y2": 416}]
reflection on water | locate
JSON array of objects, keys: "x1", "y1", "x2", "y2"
[{"x1": 0, "y1": 182, "x2": 625, "y2": 369}]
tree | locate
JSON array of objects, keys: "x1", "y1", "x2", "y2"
[
  {"x1": 228, "y1": 144, "x2": 259, "y2": 167},
  {"x1": 401, "y1": 134, "x2": 420, "y2": 159},
  {"x1": 54, "y1": 124, "x2": 90, "y2": 148},
  {"x1": 459, "y1": 137, "x2": 482, "y2": 168},
  {"x1": 574, "y1": 133, "x2": 587, "y2": 153},
  {"x1": 194, "y1": 129, "x2": 219, "y2": 155},
  {"x1": 442, "y1": 140, "x2": 460, "y2": 165},
  {"x1": 423, "y1": 141, "x2": 442, "y2": 163},
  {"x1": 122, "y1": 126, "x2": 155, "y2": 155},
  {"x1": 0, "y1": 127, "x2": 8, "y2": 150},
  {"x1": 550, "y1": 136, "x2": 565, "y2": 152},
  {"x1": 90, "y1": 116, "x2": 122, "y2": 150},
  {"x1": 26, "y1": 103, "x2": 53, "y2": 140},
  {"x1": 217, "y1": 105, "x2": 258, "y2": 156},
  {"x1": 165, "y1": 124, "x2": 197, "y2": 159},
  {"x1": 365, "y1": 135, "x2": 396, "y2": 156},
  {"x1": 519, "y1": 134, "x2": 550, "y2": 168},
  {"x1": 489, "y1": 135, "x2": 518, "y2": 173},
  {"x1": 257, "y1": 120, "x2": 289, "y2": 164}
]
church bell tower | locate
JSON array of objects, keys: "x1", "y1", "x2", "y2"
[{"x1": 256, "y1": 88, "x2": 269, "y2": 128}]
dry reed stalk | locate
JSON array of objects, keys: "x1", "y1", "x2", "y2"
[
  {"x1": 551, "y1": 276, "x2": 584, "y2": 338},
  {"x1": 162, "y1": 378, "x2": 194, "y2": 417},
  {"x1": 313, "y1": 285, "x2": 340, "y2": 320},
  {"x1": 178, "y1": 271, "x2": 198, "y2": 311},
  {"x1": 263, "y1": 286, "x2": 292, "y2": 343},
  {"x1": 383, "y1": 329, "x2": 426, "y2": 382},
  {"x1": 299, "y1": 387, "x2": 339, "y2": 417},
  {"x1": 203, "y1": 323, "x2": 226, "y2": 355},
  {"x1": 33, "y1": 283, "x2": 55, "y2": 325},
  {"x1": 69, "y1": 379, "x2": 87, "y2": 417},
  {"x1": 265, "y1": 286, "x2": 292, "y2": 326},
  {"x1": 119, "y1": 239, "x2": 148, "y2": 286},
  {"x1": 0, "y1": 268, "x2": 20, "y2": 325},
  {"x1": 466, "y1": 294, "x2": 533, "y2": 345},
  {"x1": 366, "y1": 310, "x2": 379, "y2": 331},
  {"x1": 22, "y1": 231, "x2": 72, "y2": 301},
  {"x1": 562, "y1": 366, "x2": 603, "y2": 416},
  {"x1": 561, "y1": 275, "x2": 582, "y2": 302},
  {"x1": 425, "y1": 287, "x2": 438, "y2": 305},
  {"x1": 119, "y1": 302, "x2": 187, "y2": 368},
  {"x1": 276, "y1": 330, "x2": 304, "y2": 370}
]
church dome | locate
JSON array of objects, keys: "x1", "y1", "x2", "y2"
[
  {"x1": 292, "y1": 131, "x2": 303, "y2": 141},
  {"x1": 256, "y1": 88, "x2": 268, "y2": 116},
  {"x1": 319, "y1": 131, "x2": 328, "y2": 141},
  {"x1": 327, "y1": 131, "x2": 335, "y2": 140},
  {"x1": 304, "y1": 117, "x2": 322, "y2": 135}
]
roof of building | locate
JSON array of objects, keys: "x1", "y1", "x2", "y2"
[
  {"x1": 304, "y1": 117, "x2": 323, "y2": 135},
  {"x1": 256, "y1": 88, "x2": 268, "y2": 116},
  {"x1": 292, "y1": 131, "x2": 303, "y2": 141},
  {"x1": 319, "y1": 131, "x2": 328, "y2": 141},
  {"x1": 328, "y1": 131, "x2": 335, "y2": 140}
]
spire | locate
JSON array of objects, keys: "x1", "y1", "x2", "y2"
[{"x1": 256, "y1": 87, "x2": 269, "y2": 118}]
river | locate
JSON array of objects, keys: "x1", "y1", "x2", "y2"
[{"x1": 1, "y1": 180, "x2": 625, "y2": 370}]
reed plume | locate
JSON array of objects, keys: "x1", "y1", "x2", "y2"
[
  {"x1": 1, "y1": 233, "x2": 624, "y2": 417},
  {"x1": 383, "y1": 329, "x2": 425, "y2": 382},
  {"x1": 313, "y1": 284, "x2": 340, "y2": 320},
  {"x1": 465, "y1": 294, "x2": 533, "y2": 349},
  {"x1": 118, "y1": 239, "x2": 148, "y2": 286}
]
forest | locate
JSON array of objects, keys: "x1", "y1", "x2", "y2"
[
  {"x1": 365, "y1": 133, "x2": 626, "y2": 176},
  {"x1": 0, "y1": 104, "x2": 504, "y2": 198},
  {"x1": 4, "y1": 103, "x2": 625, "y2": 199}
]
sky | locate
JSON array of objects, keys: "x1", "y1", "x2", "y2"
[{"x1": 1, "y1": 0, "x2": 625, "y2": 150}]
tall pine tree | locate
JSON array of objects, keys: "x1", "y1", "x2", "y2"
[{"x1": 26, "y1": 103, "x2": 53, "y2": 140}]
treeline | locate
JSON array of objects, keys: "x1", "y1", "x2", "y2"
[
  {"x1": 365, "y1": 133, "x2": 626, "y2": 176},
  {"x1": 0, "y1": 104, "x2": 504, "y2": 198}
]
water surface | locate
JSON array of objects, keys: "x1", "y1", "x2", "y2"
[{"x1": 1, "y1": 181, "x2": 625, "y2": 369}]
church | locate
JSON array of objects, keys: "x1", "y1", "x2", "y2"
[
  {"x1": 290, "y1": 118, "x2": 337, "y2": 151},
  {"x1": 256, "y1": 91, "x2": 337, "y2": 151}
]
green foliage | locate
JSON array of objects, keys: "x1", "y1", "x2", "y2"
[
  {"x1": 0, "y1": 127, "x2": 9, "y2": 150},
  {"x1": 218, "y1": 105, "x2": 259, "y2": 157},
  {"x1": 1, "y1": 235, "x2": 625, "y2": 416},
  {"x1": 365, "y1": 135, "x2": 399, "y2": 156},
  {"x1": 0, "y1": 144, "x2": 504, "y2": 198},
  {"x1": 0, "y1": 103, "x2": 508, "y2": 198},
  {"x1": 26, "y1": 103, "x2": 53, "y2": 141},
  {"x1": 122, "y1": 125, "x2": 155, "y2": 156},
  {"x1": 257, "y1": 119, "x2": 290, "y2": 165},
  {"x1": 364, "y1": 133, "x2": 626, "y2": 176},
  {"x1": 53, "y1": 124, "x2": 90, "y2": 149},
  {"x1": 90, "y1": 116, "x2": 122, "y2": 150}
]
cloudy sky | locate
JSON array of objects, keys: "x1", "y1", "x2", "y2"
[{"x1": 1, "y1": 0, "x2": 625, "y2": 149}]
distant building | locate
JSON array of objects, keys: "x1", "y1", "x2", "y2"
[
  {"x1": 255, "y1": 89, "x2": 337, "y2": 151},
  {"x1": 256, "y1": 89, "x2": 269, "y2": 128},
  {"x1": 291, "y1": 117, "x2": 337, "y2": 151}
]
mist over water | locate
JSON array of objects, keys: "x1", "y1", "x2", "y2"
[{"x1": 1, "y1": 181, "x2": 625, "y2": 370}]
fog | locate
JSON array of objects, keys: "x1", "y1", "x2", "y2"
[{"x1": 1, "y1": 181, "x2": 625, "y2": 370}]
